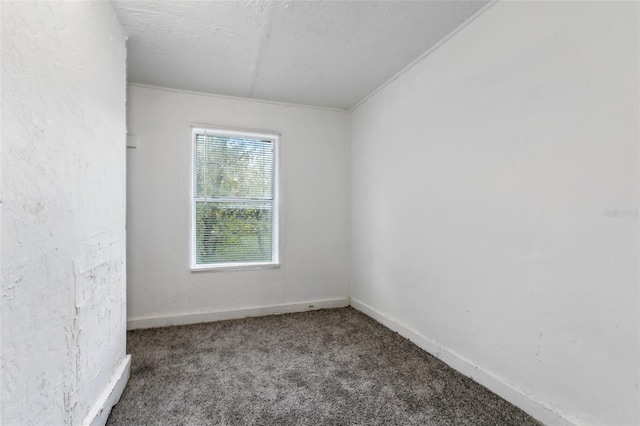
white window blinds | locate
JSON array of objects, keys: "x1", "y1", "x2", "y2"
[{"x1": 191, "y1": 128, "x2": 279, "y2": 268}]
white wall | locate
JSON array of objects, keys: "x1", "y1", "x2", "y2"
[
  {"x1": 126, "y1": 85, "x2": 350, "y2": 327},
  {"x1": 1, "y1": 2, "x2": 129, "y2": 425},
  {"x1": 351, "y1": 2, "x2": 639, "y2": 425}
]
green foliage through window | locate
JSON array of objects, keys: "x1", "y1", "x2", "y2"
[{"x1": 192, "y1": 130, "x2": 277, "y2": 267}]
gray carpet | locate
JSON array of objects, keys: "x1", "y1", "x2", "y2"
[{"x1": 107, "y1": 308, "x2": 540, "y2": 425}]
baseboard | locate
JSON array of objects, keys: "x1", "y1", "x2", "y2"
[
  {"x1": 127, "y1": 298, "x2": 350, "y2": 330},
  {"x1": 350, "y1": 298, "x2": 578, "y2": 426},
  {"x1": 83, "y1": 354, "x2": 131, "y2": 426}
]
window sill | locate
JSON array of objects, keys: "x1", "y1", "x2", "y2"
[{"x1": 190, "y1": 262, "x2": 280, "y2": 272}]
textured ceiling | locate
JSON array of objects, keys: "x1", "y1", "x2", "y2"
[{"x1": 112, "y1": 1, "x2": 489, "y2": 110}]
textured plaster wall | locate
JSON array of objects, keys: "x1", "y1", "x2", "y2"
[
  {"x1": 126, "y1": 85, "x2": 350, "y2": 324},
  {"x1": 351, "y1": 2, "x2": 639, "y2": 425},
  {"x1": 1, "y1": 2, "x2": 128, "y2": 424}
]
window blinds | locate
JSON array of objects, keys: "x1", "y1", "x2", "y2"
[{"x1": 192, "y1": 129, "x2": 277, "y2": 267}]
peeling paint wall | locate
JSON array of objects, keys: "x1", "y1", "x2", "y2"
[
  {"x1": 1, "y1": 2, "x2": 127, "y2": 424},
  {"x1": 351, "y1": 2, "x2": 639, "y2": 425},
  {"x1": 126, "y1": 85, "x2": 350, "y2": 325}
]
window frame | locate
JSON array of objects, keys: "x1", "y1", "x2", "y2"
[{"x1": 190, "y1": 126, "x2": 280, "y2": 271}]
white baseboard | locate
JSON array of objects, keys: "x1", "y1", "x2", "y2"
[
  {"x1": 127, "y1": 298, "x2": 350, "y2": 330},
  {"x1": 83, "y1": 354, "x2": 131, "y2": 426},
  {"x1": 350, "y1": 298, "x2": 578, "y2": 426}
]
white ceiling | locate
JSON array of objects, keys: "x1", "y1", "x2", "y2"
[{"x1": 112, "y1": 0, "x2": 489, "y2": 110}]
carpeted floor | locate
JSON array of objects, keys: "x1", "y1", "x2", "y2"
[{"x1": 107, "y1": 308, "x2": 540, "y2": 425}]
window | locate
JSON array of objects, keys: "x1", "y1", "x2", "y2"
[{"x1": 191, "y1": 127, "x2": 279, "y2": 270}]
